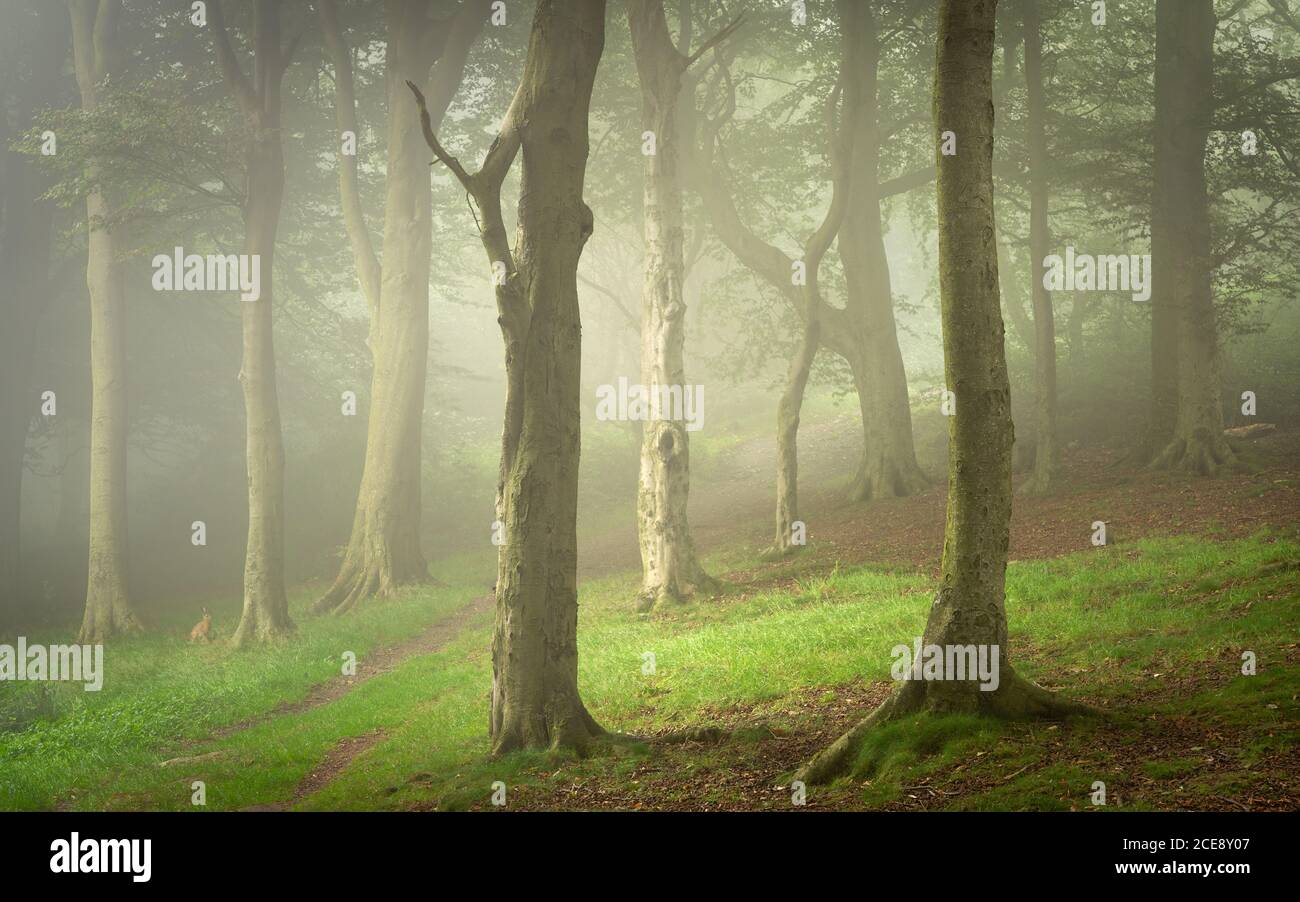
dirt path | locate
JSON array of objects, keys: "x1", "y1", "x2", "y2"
[
  {"x1": 212, "y1": 592, "x2": 493, "y2": 743},
  {"x1": 230, "y1": 593, "x2": 493, "y2": 811},
  {"x1": 242, "y1": 426, "x2": 1298, "y2": 810}
]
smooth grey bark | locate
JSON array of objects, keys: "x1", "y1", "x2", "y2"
[
  {"x1": 210, "y1": 0, "x2": 296, "y2": 645},
  {"x1": 71, "y1": 0, "x2": 142, "y2": 643},
  {"x1": 315, "y1": 0, "x2": 489, "y2": 614}
]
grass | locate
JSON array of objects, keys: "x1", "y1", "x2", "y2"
[{"x1": 1, "y1": 532, "x2": 1295, "y2": 811}]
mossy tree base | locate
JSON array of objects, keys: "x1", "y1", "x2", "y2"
[
  {"x1": 795, "y1": 669, "x2": 1097, "y2": 785},
  {"x1": 1151, "y1": 426, "x2": 1237, "y2": 476}
]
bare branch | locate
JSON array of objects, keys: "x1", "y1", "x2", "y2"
[{"x1": 685, "y1": 13, "x2": 744, "y2": 68}]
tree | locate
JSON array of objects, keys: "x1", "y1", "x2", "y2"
[
  {"x1": 1019, "y1": 0, "x2": 1060, "y2": 494},
  {"x1": 1148, "y1": 0, "x2": 1235, "y2": 474},
  {"x1": 410, "y1": 0, "x2": 607, "y2": 753},
  {"x1": 691, "y1": 0, "x2": 860, "y2": 556},
  {"x1": 797, "y1": 0, "x2": 1089, "y2": 785},
  {"x1": 0, "y1": 0, "x2": 67, "y2": 629},
  {"x1": 313, "y1": 0, "x2": 491, "y2": 615},
  {"x1": 70, "y1": 0, "x2": 142, "y2": 643},
  {"x1": 625, "y1": 0, "x2": 736, "y2": 610},
  {"x1": 210, "y1": 0, "x2": 299, "y2": 645},
  {"x1": 836, "y1": 0, "x2": 930, "y2": 503}
]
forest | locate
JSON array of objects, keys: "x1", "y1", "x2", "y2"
[{"x1": 0, "y1": 0, "x2": 1297, "y2": 849}]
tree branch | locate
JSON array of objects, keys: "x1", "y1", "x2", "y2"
[{"x1": 209, "y1": 0, "x2": 259, "y2": 115}]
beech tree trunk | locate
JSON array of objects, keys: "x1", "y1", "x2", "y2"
[
  {"x1": 315, "y1": 0, "x2": 488, "y2": 614},
  {"x1": 0, "y1": 1, "x2": 63, "y2": 628},
  {"x1": 771, "y1": 316, "x2": 820, "y2": 556},
  {"x1": 1020, "y1": 0, "x2": 1060, "y2": 494},
  {"x1": 1149, "y1": 0, "x2": 1234, "y2": 474},
  {"x1": 839, "y1": 2, "x2": 927, "y2": 503},
  {"x1": 627, "y1": 0, "x2": 714, "y2": 610},
  {"x1": 691, "y1": 1, "x2": 856, "y2": 556},
  {"x1": 71, "y1": 0, "x2": 142, "y2": 643},
  {"x1": 797, "y1": 0, "x2": 1088, "y2": 786},
  {"x1": 485, "y1": 0, "x2": 607, "y2": 754},
  {"x1": 212, "y1": 0, "x2": 295, "y2": 645},
  {"x1": 410, "y1": 0, "x2": 609, "y2": 754}
]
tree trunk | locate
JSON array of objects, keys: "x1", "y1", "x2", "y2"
[
  {"x1": 71, "y1": 0, "x2": 142, "y2": 643},
  {"x1": 1020, "y1": 0, "x2": 1060, "y2": 494},
  {"x1": 769, "y1": 315, "x2": 819, "y2": 557},
  {"x1": 315, "y1": 0, "x2": 488, "y2": 615},
  {"x1": 798, "y1": 0, "x2": 1088, "y2": 786},
  {"x1": 1149, "y1": 0, "x2": 1233, "y2": 474},
  {"x1": 840, "y1": 2, "x2": 927, "y2": 503},
  {"x1": 0, "y1": 1, "x2": 63, "y2": 628},
  {"x1": 628, "y1": 0, "x2": 714, "y2": 610},
  {"x1": 212, "y1": 0, "x2": 295, "y2": 645},
  {"x1": 486, "y1": 0, "x2": 607, "y2": 754},
  {"x1": 232, "y1": 139, "x2": 294, "y2": 646}
]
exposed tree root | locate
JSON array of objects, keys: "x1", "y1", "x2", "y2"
[
  {"x1": 1151, "y1": 426, "x2": 1237, "y2": 476},
  {"x1": 847, "y1": 456, "x2": 929, "y2": 503},
  {"x1": 313, "y1": 545, "x2": 425, "y2": 616},
  {"x1": 638, "y1": 565, "x2": 722, "y2": 613},
  {"x1": 230, "y1": 605, "x2": 296, "y2": 649},
  {"x1": 491, "y1": 701, "x2": 606, "y2": 758},
  {"x1": 795, "y1": 669, "x2": 1100, "y2": 785}
]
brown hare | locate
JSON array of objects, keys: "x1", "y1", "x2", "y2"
[{"x1": 189, "y1": 607, "x2": 212, "y2": 643}]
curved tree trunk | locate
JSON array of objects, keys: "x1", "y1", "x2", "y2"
[
  {"x1": 1020, "y1": 0, "x2": 1060, "y2": 495},
  {"x1": 769, "y1": 315, "x2": 820, "y2": 557},
  {"x1": 71, "y1": 0, "x2": 142, "y2": 644},
  {"x1": 798, "y1": 0, "x2": 1089, "y2": 786},
  {"x1": 318, "y1": 3, "x2": 478, "y2": 614},
  {"x1": 628, "y1": 0, "x2": 715, "y2": 610},
  {"x1": 1149, "y1": 0, "x2": 1233, "y2": 475}
]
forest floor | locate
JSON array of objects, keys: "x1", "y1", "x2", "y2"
[{"x1": 1, "y1": 420, "x2": 1296, "y2": 812}]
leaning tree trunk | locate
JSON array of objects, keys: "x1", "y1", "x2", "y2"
[
  {"x1": 211, "y1": 0, "x2": 295, "y2": 645},
  {"x1": 1020, "y1": 0, "x2": 1060, "y2": 495},
  {"x1": 71, "y1": 0, "x2": 142, "y2": 643},
  {"x1": 315, "y1": 0, "x2": 488, "y2": 615},
  {"x1": 840, "y1": 2, "x2": 927, "y2": 503},
  {"x1": 1150, "y1": 0, "x2": 1233, "y2": 475},
  {"x1": 769, "y1": 314, "x2": 820, "y2": 557},
  {"x1": 628, "y1": 0, "x2": 715, "y2": 610},
  {"x1": 797, "y1": 0, "x2": 1089, "y2": 786}
]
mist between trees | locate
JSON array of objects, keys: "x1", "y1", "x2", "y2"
[{"x1": 0, "y1": 0, "x2": 1297, "y2": 799}]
